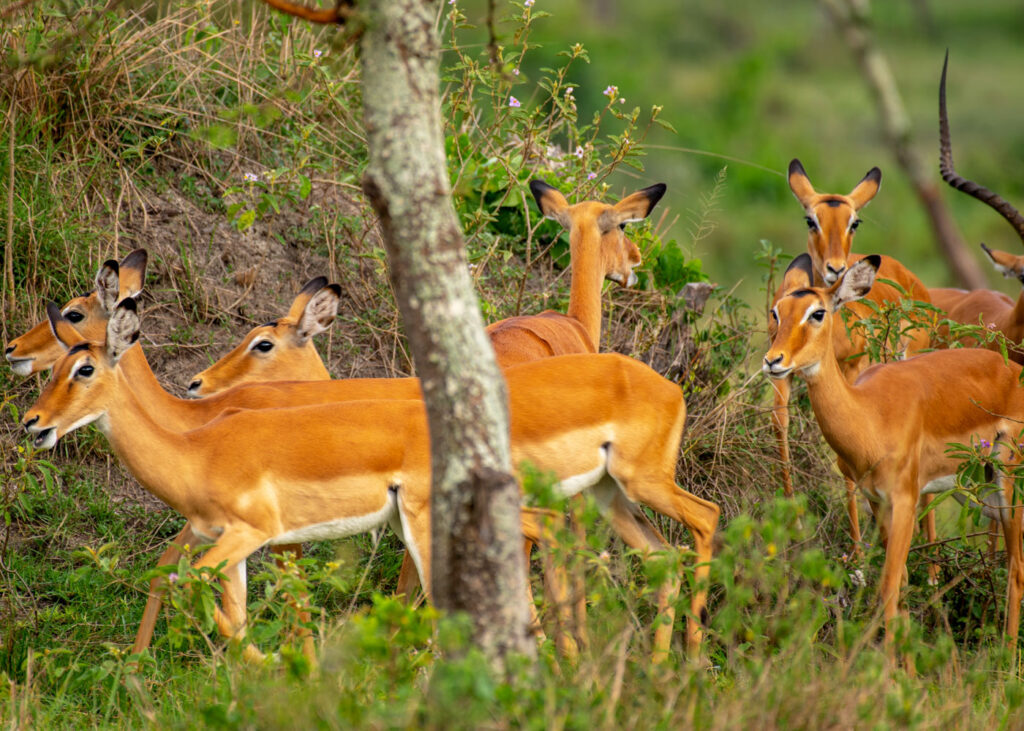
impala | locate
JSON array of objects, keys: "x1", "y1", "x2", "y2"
[
  {"x1": 4, "y1": 249, "x2": 147, "y2": 376},
  {"x1": 765, "y1": 254, "x2": 1024, "y2": 658},
  {"x1": 26, "y1": 300, "x2": 720, "y2": 661},
  {"x1": 773, "y1": 160, "x2": 933, "y2": 555},
  {"x1": 188, "y1": 181, "x2": 671, "y2": 646},
  {"x1": 929, "y1": 53, "x2": 1024, "y2": 364}
]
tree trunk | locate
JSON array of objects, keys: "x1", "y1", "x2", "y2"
[
  {"x1": 821, "y1": 0, "x2": 987, "y2": 290},
  {"x1": 359, "y1": 0, "x2": 534, "y2": 665}
]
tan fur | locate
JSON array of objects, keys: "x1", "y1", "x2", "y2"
[
  {"x1": 932, "y1": 246, "x2": 1024, "y2": 363},
  {"x1": 765, "y1": 259, "x2": 1024, "y2": 661},
  {"x1": 26, "y1": 309, "x2": 719, "y2": 662},
  {"x1": 772, "y1": 162, "x2": 934, "y2": 557}
]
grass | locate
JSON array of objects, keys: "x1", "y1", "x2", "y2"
[{"x1": 3, "y1": 0, "x2": 1024, "y2": 727}]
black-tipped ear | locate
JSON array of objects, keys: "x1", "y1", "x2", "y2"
[
  {"x1": 106, "y1": 297, "x2": 141, "y2": 362},
  {"x1": 326, "y1": 283, "x2": 342, "y2": 298},
  {"x1": 46, "y1": 301, "x2": 63, "y2": 331},
  {"x1": 639, "y1": 183, "x2": 667, "y2": 211},
  {"x1": 118, "y1": 297, "x2": 138, "y2": 314},
  {"x1": 120, "y1": 249, "x2": 148, "y2": 271},
  {"x1": 861, "y1": 254, "x2": 882, "y2": 271},
  {"x1": 788, "y1": 159, "x2": 807, "y2": 178},
  {"x1": 529, "y1": 179, "x2": 557, "y2": 210},
  {"x1": 786, "y1": 253, "x2": 815, "y2": 281},
  {"x1": 299, "y1": 276, "x2": 329, "y2": 296},
  {"x1": 859, "y1": 167, "x2": 882, "y2": 187}
]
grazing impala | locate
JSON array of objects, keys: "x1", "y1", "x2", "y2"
[
  {"x1": 765, "y1": 254, "x2": 1024, "y2": 660},
  {"x1": 772, "y1": 160, "x2": 933, "y2": 554},
  {"x1": 929, "y1": 53, "x2": 1024, "y2": 364},
  {"x1": 26, "y1": 300, "x2": 719, "y2": 661}
]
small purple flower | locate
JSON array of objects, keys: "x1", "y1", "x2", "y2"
[
  {"x1": 565, "y1": 86, "x2": 574, "y2": 97},
  {"x1": 243, "y1": 172, "x2": 258, "y2": 182},
  {"x1": 587, "y1": 172, "x2": 597, "y2": 180},
  {"x1": 513, "y1": 68, "x2": 520, "y2": 76},
  {"x1": 524, "y1": 0, "x2": 534, "y2": 6},
  {"x1": 168, "y1": 572, "x2": 179, "y2": 584},
  {"x1": 619, "y1": 98, "x2": 626, "y2": 104},
  {"x1": 449, "y1": 0, "x2": 456, "y2": 4},
  {"x1": 313, "y1": 49, "x2": 323, "y2": 59},
  {"x1": 508, "y1": 96, "x2": 521, "y2": 108},
  {"x1": 603, "y1": 85, "x2": 618, "y2": 97},
  {"x1": 574, "y1": 145, "x2": 584, "y2": 159},
  {"x1": 980, "y1": 439, "x2": 991, "y2": 449}
]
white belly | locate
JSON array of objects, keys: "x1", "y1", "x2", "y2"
[{"x1": 271, "y1": 492, "x2": 398, "y2": 545}]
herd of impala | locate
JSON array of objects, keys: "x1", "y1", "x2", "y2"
[{"x1": 6, "y1": 57, "x2": 1024, "y2": 667}]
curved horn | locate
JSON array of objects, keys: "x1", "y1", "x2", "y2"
[{"x1": 939, "y1": 51, "x2": 1024, "y2": 244}]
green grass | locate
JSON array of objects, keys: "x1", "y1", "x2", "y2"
[{"x1": 4, "y1": 0, "x2": 1024, "y2": 727}]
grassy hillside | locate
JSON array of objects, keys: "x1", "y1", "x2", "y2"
[{"x1": 2, "y1": 0, "x2": 1024, "y2": 727}]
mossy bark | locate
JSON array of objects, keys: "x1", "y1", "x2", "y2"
[{"x1": 360, "y1": 0, "x2": 534, "y2": 664}]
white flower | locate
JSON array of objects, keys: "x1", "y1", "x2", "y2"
[
  {"x1": 508, "y1": 96, "x2": 521, "y2": 108},
  {"x1": 243, "y1": 172, "x2": 258, "y2": 182},
  {"x1": 574, "y1": 145, "x2": 584, "y2": 159},
  {"x1": 603, "y1": 85, "x2": 617, "y2": 97},
  {"x1": 313, "y1": 49, "x2": 323, "y2": 59}
]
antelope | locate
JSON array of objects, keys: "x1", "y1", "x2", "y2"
[
  {"x1": 25, "y1": 299, "x2": 720, "y2": 661},
  {"x1": 765, "y1": 254, "x2": 1024, "y2": 660},
  {"x1": 4, "y1": 249, "x2": 147, "y2": 376},
  {"x1": 772, "y1": 159, "x2": 934, "y2": 556},
  {"x1": 928, "y1": 53, "x2": 1024, "y2": 365},
  {"x1": 187, "y1": 181, "x2": 671, "y2": 646},
  {"x1": 485, "y1": 180, "x2": 662, "y2": 365}
]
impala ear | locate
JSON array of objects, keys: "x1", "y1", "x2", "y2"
[
  {"x1": 848, "y1": 167, "x2": 882, "y2": 209},
  {"x1": 295, "y1": 284, "x2": 341, "y2": 343},
  {"x1": 118, "y1": 249, "x2": 148, "y2": 300},
  {"x1": 781, "y1": 253, "x2": 815, "y2": 292},
  {"x1": 980, "y1": 243, "x2": 1024, "y2": 281},
  {"x1": 529, "y1": 180, "x2": 572, "y2": 229},
  {"x1": 106, "y1": 298, "x2": 140, "y2": 363},
  {"x1": 47, "y1": 301, "x2": 88, "y2": 350},
  {"x1": 95, "y1": 259, "x2": 121, "y2": 313},
  {"x1": 285, "y1": 276, "x2": 329, "y2": 322},
  {"x1": 829, "y1": 255, "x2": 880, "y2": 309},
  {"x1": 787, "y1": 159, "x2": 817, "y2": 207},
  {"x1": 607, "y1": 183, "x2": 667, "y2": 225}
]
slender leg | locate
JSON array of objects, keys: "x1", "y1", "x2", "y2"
[
  {"x1": 878, "y1": 491, "x2": 916, "y2": 664},
  {"x1": 613, "y1": 476, "x2": 720, "y2": 660},
  {"x1": 770, "y1": 375, "x2": 794, "y2": 497},
  {"x1": 919, "y1": 495, "x2": 940, "y2": 586},
  {"x1": 520, "y1": 507, "x2": 577, "y2": 660},
  {"x1": 191, "y1": 526, "x2": 270, "y2": 662},
  {"x1": 133, "y1": 523, "x2": 198, "y2": 654},
  {"x1": 999, "y1": 473, "x2": 1024, "y2": 651}
]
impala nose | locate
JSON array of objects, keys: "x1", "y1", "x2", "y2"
[
  {"x1": 23, "y1": 415, "x2": 39, "y2": 431},
  {"x1": 824, "y1": 263, "x2": 846, "y2": 283},
  {"x1": 187, "y1": 379, "x2": 202, "y2": 396},
  {"x1": 4, "y1": 344, "x2": 14, "y2": 356}
]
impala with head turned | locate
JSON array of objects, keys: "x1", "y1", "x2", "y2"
[
  {"x1": 486, "y1": 180, "x2": 663, "y2": 365},
  {"x1": 766, "y1": 254, "x2": 1024, "y2": 662},
  {"x1": 772, "y1": 160, "x2": 934, "y2": 558},
  {"x1": 25, "y1": 299, "x2": 719, "y2": 663}
]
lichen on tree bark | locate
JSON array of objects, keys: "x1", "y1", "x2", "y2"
[{"x1": 360, "y1": 0, "x2": 534, "y2": 664}]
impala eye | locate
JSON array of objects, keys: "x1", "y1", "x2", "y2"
[
  {"x1": 770, "y1": 309, "x2": 779, "y2": 322},
  {"x1": 64, "y1": 311, "x2": 85, "y2": 323},
  {"x1": 850, "y1": 219, "x2": 861, "y2": 232},
  {"x1": 810, "y1": 309, "x2": 826, "y2": 323},
  {"x1": 618, "y1": 223, "x2": 626, "y2": 231},
  {"x1": 76, "y1": 364, "x2": 95, "y2": 378},
  {"x1": 804, "y1": 216, "x2": 817, "y2": 231},
  {"x1": 253, "y1": 340, "x2": 274, "y2": 353}
]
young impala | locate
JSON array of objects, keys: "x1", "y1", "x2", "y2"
[
  {"x1": 25, "y1": 300, "x2": 719, "y2": 662},
  {"x1": 772, "y1": 160, "x2": 934, "y2": 556},
  {"x1": 765, "y1": 254, "x2": 1024, "y2": 660}
]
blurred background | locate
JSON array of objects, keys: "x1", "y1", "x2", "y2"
[{"x1": 462, "y1": 0, "x2": 1024, "y2": 306}]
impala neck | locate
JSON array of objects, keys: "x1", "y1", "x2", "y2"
[
  {"x1": 98, "y1": 368, "x2": 199, "y2": 517},
  {"x1": 566, "y1": 223, "x2": 604, "y2": 348},
  {"x1": 798, "y1": 339, "x2": 865, "y2": 461},
  {"x1": 117, "y1": 345, "x2": 201, "y2": 431}
]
